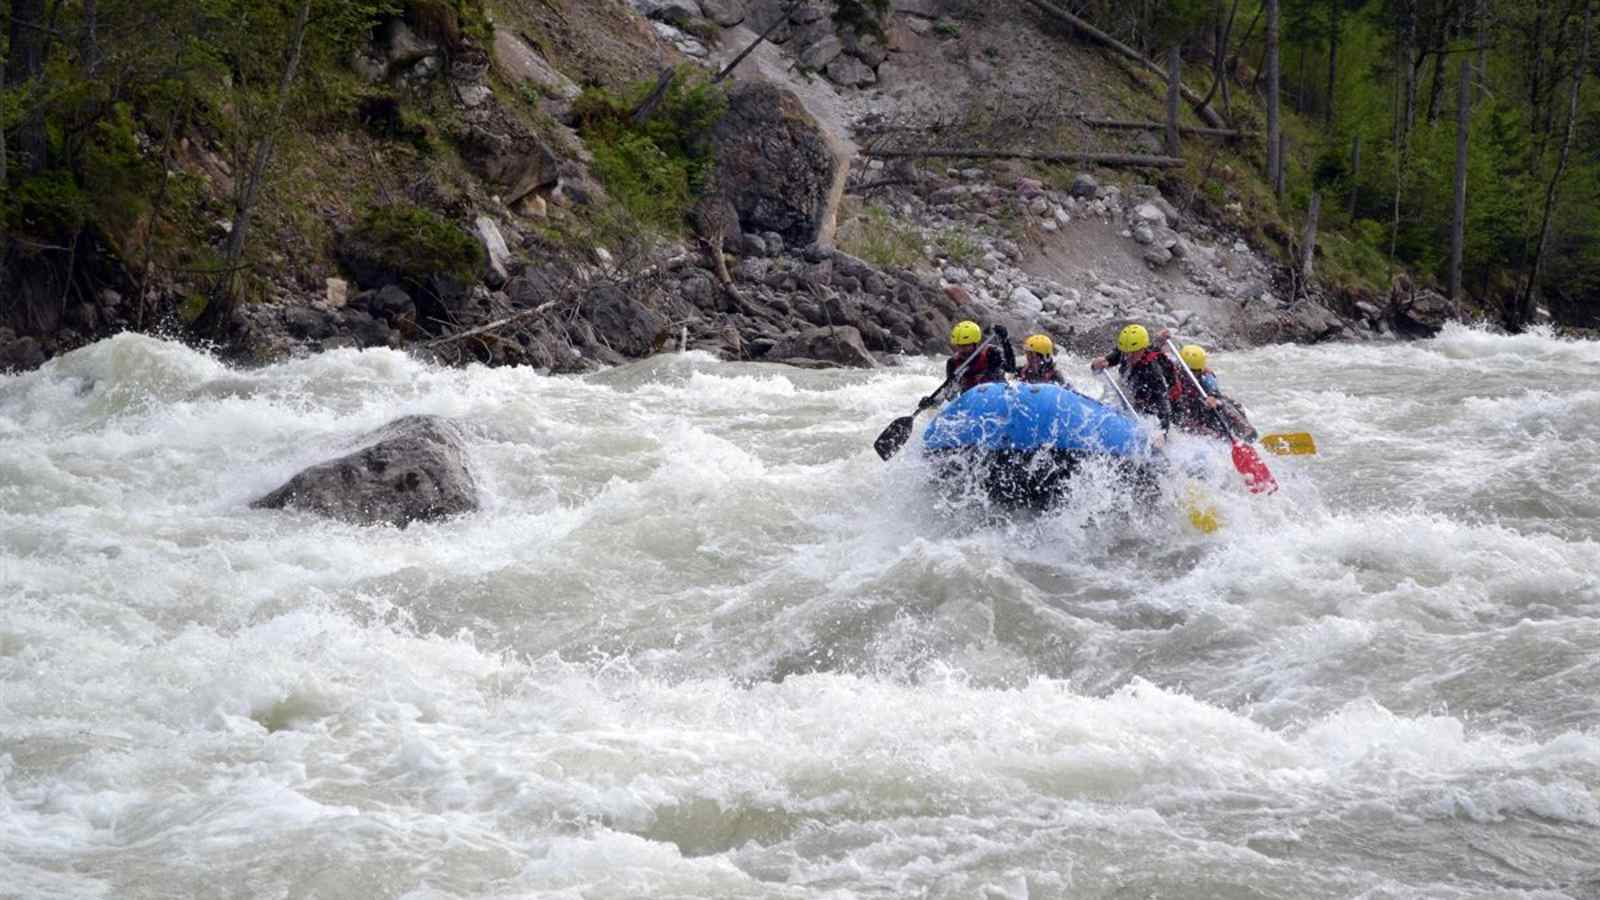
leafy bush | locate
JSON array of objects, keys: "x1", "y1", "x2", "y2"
[
  {"x1": 346, "y1": 204, "x2": 486, "y2": 285},
  {"x1": 573, "y1": 68, "x2": 727, "y2": 234},
  {"x1": 840, "y1": 204, "x2": 923, "y2": 269}
]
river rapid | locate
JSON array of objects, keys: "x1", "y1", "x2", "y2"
[{"x1": 2, "y1": 326, "x2": 1598, "y2": 899}]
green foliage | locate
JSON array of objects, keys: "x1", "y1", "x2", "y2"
[
  {"x1": 839, "y1": 204, "x2": 923, "y2": 269},
  {"x1": 933, "y1": 20, "x2": 961, "y2": 39},
  {"x1": 5, "y1": 171, "x2": 92, "y2": 239},
  {"x1": 935, "y1": 229, "x2": 983, "y2": 268},
  {"x1": 832, "y1": 0, "x2": 891, "y2": 36},
  {"x1": 573, "y1": 68, "x2": 728, "y2": 233},
  {"x1": 349, "y1": 204, "x2": 486, "y2": 284}
]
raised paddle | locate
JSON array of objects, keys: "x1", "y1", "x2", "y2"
[
  {"x1": 1164, "y1": 338, "x2": 1278, "y2": 494},
  {"x1": 1260, "y1": 432, "x2": 1317, "y2": 456},
  {"x1": 874, "y1": 336, "x2": 994, "y2": 461}
]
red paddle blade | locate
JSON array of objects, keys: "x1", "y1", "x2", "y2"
[{"x1": 1231, "y1": 440, "x2": 1279, "y2": 494}]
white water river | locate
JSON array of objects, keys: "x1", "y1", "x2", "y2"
[{"x1": 2, "y1": 327, "x2": 1597, "y2": 898}]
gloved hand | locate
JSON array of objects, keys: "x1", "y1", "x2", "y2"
[
  {"x1": 1090, "y1": 357, "x2": 1109, "y2": 371},
  {"x1": 992, "y1": 324, "x2": 1009, "y2": 340}
]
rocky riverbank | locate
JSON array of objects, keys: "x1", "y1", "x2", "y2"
[{"x1": 0, "y1": 0, "x2": 1467, "y2": 377}]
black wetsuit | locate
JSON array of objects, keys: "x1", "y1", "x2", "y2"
[
  {"x1": 1018, "y1": 358, "x2": 1065, "y2": 385},
  {"x1": 1104, "y1": 347, "x2": 1177, "y2": 432}
]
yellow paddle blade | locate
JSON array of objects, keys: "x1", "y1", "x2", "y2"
[
  {"x1": 1183, "y1": 483, "x2": 1221, "y2": 534},
  {"x1": 1261, "y1": 432, "x2": 1317, "y2": 456}
]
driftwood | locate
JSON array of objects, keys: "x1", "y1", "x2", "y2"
[
  {"x1": 1020, "y1": 0, "x2": 1227, "y2": 129},
  {"x1": 423, "y1": 299, "x2": 560, "y2": 350},
  {"x1": 862, "y1": 148, "x2": 1185, "y2": 168}
]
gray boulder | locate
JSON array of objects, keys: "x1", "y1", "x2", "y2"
[
  {"x1": 1070, "y1": 173, "x2": 1100, "y2": 199},
  {"x1": 1394, "y1": 287, "x2": 1455, "y2": 338},
  {"x1": 771, "y1": 325, "x2": 877, "y2": 368},
  {"x1": 699, "y1": 0, "x2": 746, "y2": 25},
  {"x1": 253, "y1": 416, "x2": 478, "y2": 528},
  {"x1": 800, "y1": 35, "x2": 845, "y2": 70},
  {"x1": 825, "y1": 54, "x2": 878, "y2": 87},
  {"x1": 708, "y1": 81, "x2": 841, "y2": 246}
]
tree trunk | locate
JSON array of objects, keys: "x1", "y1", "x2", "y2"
[
  {"x1": 1348, "y1": 133, "x2": 1361, "y2": 218},
  {"x1": 1200, "y1": 0, "x2": 1241, "y2": 113},
  {"x1": 1425, "y1": 43, "x2": 1447, "y2": 124},
  {"x1": 1475, "y1": 0, "x2": 1489, "y2": 101},
  {"x1": 0, "y1": 65, "x2": 8, "y2": 188},
  {"x1": 80, "y1": 0, "x2": 100, "y2": 76},
  {"x1": 200, "y1": 0, "x2": 314, "y2": 337},
  {"x1": 6, "y1": 0, "x2": 51, "y2": 174},
  {"x1": 1517, "y1": 1, "x2": 1591, "y2": 330},
  {"x1": 1302, "y1": 192, "x2": 1322, "y2": 278},
  {"x1": 1166, "y1": 45, "x2": 1183, "y2": 157},
  {"x1": 1021, "y1": 0, "x2": 1227, "y2": 128},
  {"x1": 1449, "y1": 58, "x2": 1471, "y2": 301},
  {"x1": 1266, "y1": 0, "x2": 1280, "y2": 190},
  {"x1": 1277, "y1": 131, "x2": 1288, "y2": 197},
  {"x1": 1327, "y1": 0, "x2": 1340, "y2": 126}
]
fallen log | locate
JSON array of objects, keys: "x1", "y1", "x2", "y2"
[
  {"x1": 1077, "y1": 116, "x2": 1253, "y2": 139},
  {"x1": 1021, "y1": 0, "x2": 1227, "y2": 129},
  {"x1": 861, "y1": 148, "x2": 1185, "y2": 168}
]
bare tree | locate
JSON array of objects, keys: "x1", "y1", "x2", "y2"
[
  {"x1": 1266, "y1": 0, "x2": 1281, "y2": 191},
  {"x1": 1517, "y1": 0, "x2": 1592, "y2": 329},
  {"x1": 198, "y1": 0, "x2": 314, "y2": 337},
  {"x1": 1449, "y1": 57, "x2": 1471, "y2": 301}
]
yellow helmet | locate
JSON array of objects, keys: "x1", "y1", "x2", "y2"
[
  {"x1": 1179, "y1": 344, "x2": 1208, "y2": 371},
  {"x1": 1117, "y1": 324, "x2": 1150, "y2": 354},
  {"x1": 950, "y1": 320, "x2": 982, "y2": 346},
  {"x1": 1023, "y1": 334, "x2": 1054, "y2": 356}
]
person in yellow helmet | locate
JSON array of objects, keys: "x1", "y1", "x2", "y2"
[
  {"x1": 1170, "y1": 342, "x2": 1225, "y2": 437},
  {"x1": 1171, "y1": 342, "x2": 1259, "y2": 441},
  {"x1": 1017, "y1": 333, "x2": 1066, "y2": 385},
  {"x1": 944, "y1": 320, "x2": 1013, "y2": 396},
  {"x1": 1089, "y1": 323, "x2": 1180, "y2": 432}
]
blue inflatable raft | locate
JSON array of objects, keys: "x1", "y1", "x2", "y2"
[{"x1": 921, "y1": 383, "x2": 1157, "y2": 507}]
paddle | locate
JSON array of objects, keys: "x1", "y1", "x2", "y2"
[
  {"x1": 874, "y1": 336, "x2": 994, "y2": 461},
  {"x1": 1261, "y1": 431, "x2": 1317, "y2": 456},
  {"x1": 1102, "y1": 370, "x2": 1218, "y2": 533},
  {"x1": 1164, "y1": 338, "x2": 1278, "y2": 494}
]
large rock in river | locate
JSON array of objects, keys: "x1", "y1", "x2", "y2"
[{"x1": 252, "y1": 415, "x2": 478, "y2": 527}]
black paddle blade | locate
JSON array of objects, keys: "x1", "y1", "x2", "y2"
[{"x1": 874, "y1": 416, "x2": 916, "y2": 460}]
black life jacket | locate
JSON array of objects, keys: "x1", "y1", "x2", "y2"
[{"x1": 1019, "y1": 357, "x2": 1062, "y2": 384}]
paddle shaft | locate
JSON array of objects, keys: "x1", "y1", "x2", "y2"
[
  {"x1": 1099, "y1": 369, "x2": 1136, "y2": 413},
  {"x1": 1163, "y1": 337, "x2": 1277, "y2": 493},
  {"x1": 874, "y1": 335, "x2": 997, "y2": 460},
  {"x1": 1162, "y1": 338, "x2": 1235, "y2": 441},
  {"x1": 926, "y1": 335, "x2": 995, "y2": 407}
]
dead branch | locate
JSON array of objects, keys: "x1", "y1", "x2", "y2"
[
  {"x1": 861, "y1": 148, "x2": 1186, "y2": 168},
  {"x1": 1020, "y1": 0, "x2": 1227, "y2": 129}
]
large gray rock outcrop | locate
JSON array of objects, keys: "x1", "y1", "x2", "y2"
[
  {"x1": 252, "y1": 416, "x2": 478, "y2": 527},
  {"x1": 770, "y1": 324, "x2": 877, "y2": 368},
  {"x1": 708, "y1": 81, "x2": 842, "y2": 247}
]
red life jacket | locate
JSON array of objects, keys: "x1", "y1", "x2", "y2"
[{"x1": 954, "y1": 346, "x2": 1005, "y2": 392}]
